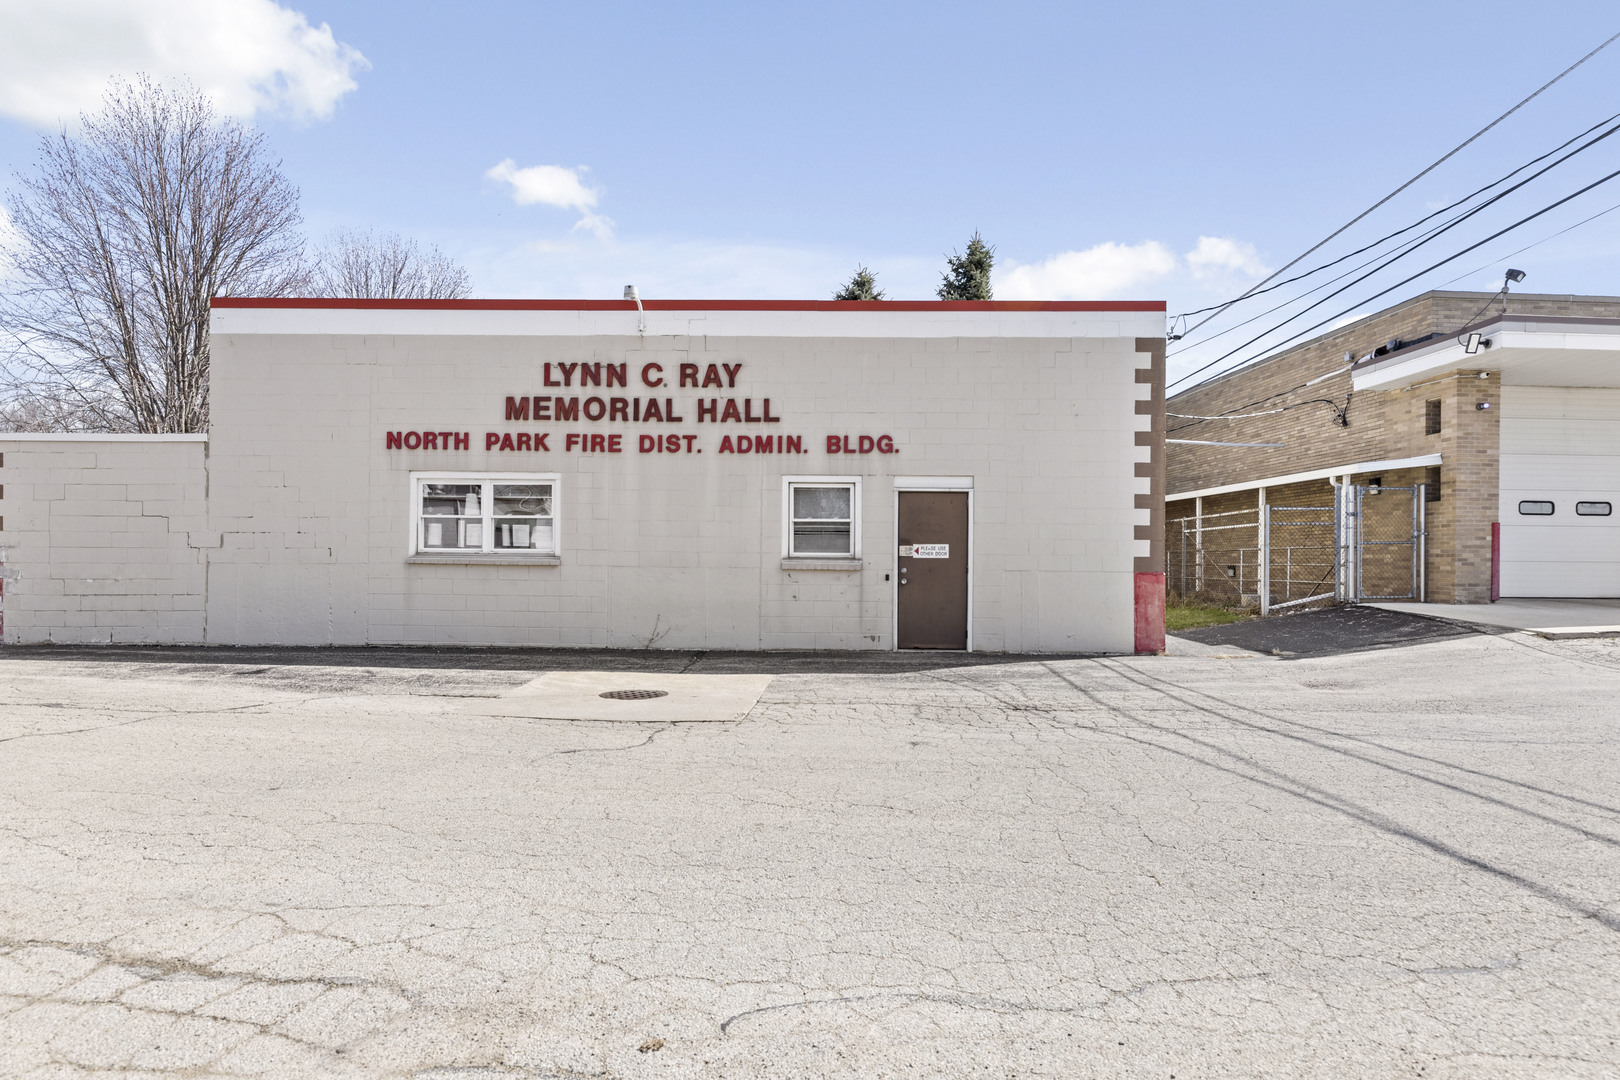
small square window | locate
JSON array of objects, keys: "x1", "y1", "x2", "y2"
[
  {"x1": 1576, "y1": 501, "x2": 1612, "y2": 516},
  {"x1": 1424, "y1": 465, "x2": 1441, "y2": 502},
  {"x1": 786, "y1": 481, "x2": 858, "y2": 557},
  {"x1": 414, "y1": 475, "x2": 558, "y2": 557},
  {"x1": 1518, "y1": 500, "x2": 1555, "y2": 516},
  {"x1": 1424, "y1": 399, "x2": 1441, "y2": 435}
]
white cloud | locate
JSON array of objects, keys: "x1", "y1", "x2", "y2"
[
  {"x1": 1185, "y1": 235, "x2": 1269, "y2": 281},
  {"x1": 485, "y1": 160, "x2": 614, "y2": 239},
  {"x1": 997, "y1": 241, "x2": 1178, "y2": 300},
  {"x1": 0, "y1": 0, "x2": 367, "y2": 126}
]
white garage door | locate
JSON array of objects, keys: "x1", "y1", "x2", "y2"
[{"x1": 1499, "y1": 385, "x2": 1620, "y2": 597}]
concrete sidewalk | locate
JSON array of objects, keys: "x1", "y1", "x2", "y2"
[{"x1": 1369, "y1": 598, "x2": 1620, "y2": 638}]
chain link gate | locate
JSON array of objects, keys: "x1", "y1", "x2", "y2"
[
  {"x1": 1263, "y1": 503, "x2": 1339, "y2": 611},
  {"x1": 1172, "y1": 483, "x2": 1427, "y2": 613},
  {"x1": 1337, "y1": 483, "x2": 1426, "y2": 604}
]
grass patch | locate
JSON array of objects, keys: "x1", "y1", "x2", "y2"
[{"x1": 1165, "y1": 600, "x2": 1253, "y2": 633}]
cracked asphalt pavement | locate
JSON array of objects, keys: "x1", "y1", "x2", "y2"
[{"x1": 2, "y1": 625, "x2": 1619, "y2": 1078}]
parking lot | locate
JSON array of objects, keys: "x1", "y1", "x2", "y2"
[{"x1": 2, "y1": 613, "x2": 1619, "y2": 1079}]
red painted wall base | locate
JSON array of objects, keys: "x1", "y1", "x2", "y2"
[
  {"x1": 1134, "y1": 571, "x2": 1166, "y2": 655},
  {"x1": 1490, "y1": 522, "x2": 1501, "y2": 602}
]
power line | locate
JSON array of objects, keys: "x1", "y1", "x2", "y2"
[
  {"x1": 1168, "y1": 397, "x2": 1349, "y2": 435},
  {"x1": 1179, "y1": 164, "x2": 1620, "y2": 389},
  {"x1": 1170, "y1": 28, "x2": 1620, "y2": 342},
  {"x1": 1431, "y1": 198, "x2": 1620, "y2": 289},
  {"x1": 1168, "y1": 368, "x2": 1356, "y2": 434},
  {"x1": 1169, "y1": 401, "x2": 1334, "y2": 421},
  {"x1": 1170, "y1": 180, "x2": 1514, "y2": 357},
  {"x1": 1168, "y1": 116, "x2": 1620, "y2": 391},
  {"x1": 1168, "y1": 108, "x2": 1620, "y2": 338}
]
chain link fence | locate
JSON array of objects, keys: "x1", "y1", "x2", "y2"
[
  {"x1": 1168, "y1": 483, "x2": 1426, "y2": 613},
  {"x1": 1168, "y1": 508, "x2": 1260, "y2": 606}
]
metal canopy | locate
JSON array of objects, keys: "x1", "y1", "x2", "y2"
[{"x1": 1352, "y1": 315, "x2": 1620, "y2": 391}]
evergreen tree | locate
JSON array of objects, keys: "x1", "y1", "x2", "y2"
[
  {"x1": 833, "y1": 265, "x2": 885, "y2": 301},
  {"x1": 937, "y1": 232, "x2": 994, "y2": 300}
]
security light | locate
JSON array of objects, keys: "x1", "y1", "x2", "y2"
[
  {"x1": 1477, "y1": 401, "x2": 1492, "y2": 410},
  {"x1": 1464, "y1": 332, "x2": 1482, "y2": 354},
  {"x1": 1498, "y1": 268, "x2": 1526, "y2": 314},
  {"x1": 1476, "y1": 371, "x2": 1490, "y2": 379}
]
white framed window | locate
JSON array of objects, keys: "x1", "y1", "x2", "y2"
[
  {"x1": 782, "y1": 477, "x2": 861, "y2": 558},
  {"x1": 411, "y1": 473, "x2": 559, "y2": 557}
]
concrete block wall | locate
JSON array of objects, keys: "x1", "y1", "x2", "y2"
[
  {"x1": 204, "y1": 319, "x2": 1157, "y2": 652},
  {"x1": 0, "y1": 438, "x2": 208, "y2": 644}
]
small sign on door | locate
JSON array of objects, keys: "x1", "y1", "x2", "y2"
[{"x1": 912, "y1": 543, "x2": 949, "y2": 558}]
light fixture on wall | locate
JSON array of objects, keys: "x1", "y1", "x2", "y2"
[
  {"x1": 1477, "y1": 401, "x2": 1492, "y2": 411},
  {"x1": 1501, "y1": 268, "x2": 1526, "y2": 314},
  {"x1": 624, "y1": 285, "x2": 645, "y2": 333}
]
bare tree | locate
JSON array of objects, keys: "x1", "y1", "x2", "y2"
[
  {"x1": 0, "y1": 76, "x2": 307, "y2": 433},
  {"x1": 0, "y1": 389, "x2": 113, "y2": 433},
  {"x1": 312, "y1": 228, "x2": 472, "y2": 300}
]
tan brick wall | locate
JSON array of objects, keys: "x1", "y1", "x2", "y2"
[{"x1": 1165, "y1": 291, "x2": 1611, "y2": 602}]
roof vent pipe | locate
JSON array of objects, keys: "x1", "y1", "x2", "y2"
[{"x1": 624, "y1": 285, "x2": 645, "y2": 334}]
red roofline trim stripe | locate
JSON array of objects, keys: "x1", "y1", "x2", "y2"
[{"x1": 209, "y1": 297, "x2": 1166, "y2": 312}]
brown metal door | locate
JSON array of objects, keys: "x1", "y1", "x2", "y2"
[{"x1": 897, "y1": 491, "x2": 969, "y2": 649}]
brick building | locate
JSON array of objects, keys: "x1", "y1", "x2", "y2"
[{"x1": 1165, "y1": 291, "x2": 1620, "y2": 605}]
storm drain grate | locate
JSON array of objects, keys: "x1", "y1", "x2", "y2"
[{"x1": 598, "y1": 689, "x2": 669, "y2": 700}]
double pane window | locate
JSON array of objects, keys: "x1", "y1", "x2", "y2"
[
  {"x1": 789, "y1": 483, "x2": 854, "y2": 556},
  {"x1": 416, "y1": 477, "x2": 556, "y2": 555}
]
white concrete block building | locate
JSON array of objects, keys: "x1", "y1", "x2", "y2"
[{"x1": 0, "y1": 299, "x2": 1167, "y2": 653}]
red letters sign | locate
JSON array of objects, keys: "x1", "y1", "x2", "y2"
[{"x1": 384, "y1": 359, "x2": 900, "y2": 458}]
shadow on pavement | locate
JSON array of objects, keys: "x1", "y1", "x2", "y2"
[
  {"x1": 1173, "y1": 604, "x2": 1480, "y2": 659},
  {"x1": 0, "y1": 643, "x2": 1105, "y2": 675}
]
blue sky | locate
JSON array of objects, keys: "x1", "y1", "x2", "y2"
[{"x1": 2, "y1": 1, "x2": 1619, "y2": 383}]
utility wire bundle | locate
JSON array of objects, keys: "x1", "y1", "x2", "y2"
[{"x1": 1168, "y1": 29, "x2": 1620, "y2": 395}]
